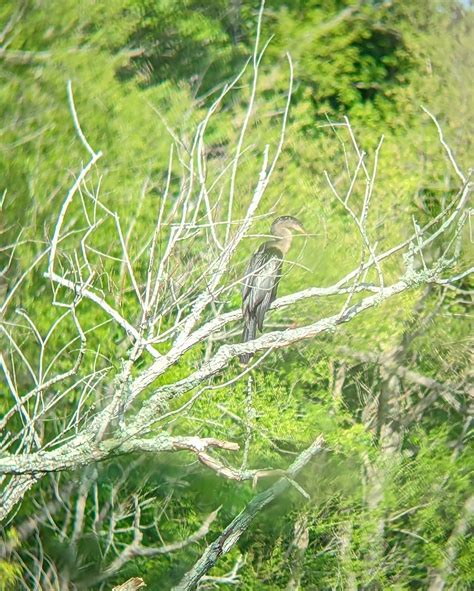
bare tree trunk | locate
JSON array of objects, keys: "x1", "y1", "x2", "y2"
[
  {"x1": 338, "y1": 520, "x2": 358, "y2": 591},
  {"x1": 286, "y1": 514, "x2": 309, "y2": 591},
  {"x1": 229, "y1": 0, "x2": 242, "y2": 43},
  {"x1": 365, "y1": 350, "x2": 405, "y2": 570},
  {"x1": 428, "y1": 495, "x2": 474, "y2": 591}
]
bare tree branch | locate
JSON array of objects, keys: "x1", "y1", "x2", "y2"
[{"x1": 172, "y1": 435, "x2": 325, "y2": 591}]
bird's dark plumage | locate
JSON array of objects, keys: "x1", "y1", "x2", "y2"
[{"x1": 240, "y1": 216, "x2": 304, "y2": 364}]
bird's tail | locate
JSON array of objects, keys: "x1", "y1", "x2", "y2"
[{"x1": 239, "y1": 317, "x2": 257, "y2": 364}]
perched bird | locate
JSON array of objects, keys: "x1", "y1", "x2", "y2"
[{"x1": 240, "y1": 216, "x2": 305, "y2": 364}]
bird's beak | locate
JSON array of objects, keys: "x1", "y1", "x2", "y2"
[{"x1": 296, "y1": 224, "x2": 306, "y2": 234}]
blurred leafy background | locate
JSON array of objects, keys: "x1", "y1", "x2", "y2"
[{"x1": 0, "y1": 0, "x2": 472, "y2": 589}]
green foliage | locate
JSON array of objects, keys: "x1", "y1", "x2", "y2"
[
  {"x1": 117, "y1": 0, "x2": 249, "y2": 92},
  {"x1": 1, "y1": 0, "x2": 472, "y2": 588},
  {"x1": 0, "y1": 560, "x2": 22, "y2": 591}
]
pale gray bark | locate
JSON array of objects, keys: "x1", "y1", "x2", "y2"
[
  {"x1": 428, "y1": 495, "x2": 474, "y2": 591},
  {"x1": 172, "y1": 436, "x2": 324, "y2": 591}
]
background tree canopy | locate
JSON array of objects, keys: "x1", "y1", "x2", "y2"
[{"x1": 0, "y1": 1, "x2": 472, "y2": 589}]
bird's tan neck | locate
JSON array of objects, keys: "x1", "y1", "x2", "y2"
[{"x1": 271, "y1": 231, "x2": 293, "y2": 255}]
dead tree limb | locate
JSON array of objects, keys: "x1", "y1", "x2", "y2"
[{"x1": 171, "y1": 435, "x2": 324, "y2": 591}]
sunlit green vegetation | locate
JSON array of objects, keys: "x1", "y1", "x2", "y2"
[{"x1": 1, "y1": 1, "x2": 472, "y2": 589}]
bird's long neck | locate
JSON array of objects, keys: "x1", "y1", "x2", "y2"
[{"x1": 271, "y1": 228, "x2": 293, "y2": 255}]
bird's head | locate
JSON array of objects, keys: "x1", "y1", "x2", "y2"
[{"x1": 271, "y1": 216, "x2": 305, "y2": 238}]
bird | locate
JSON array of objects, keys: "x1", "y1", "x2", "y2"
[{"x1": 240, "y1": 215, "x2": 305, "y2": 364}]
